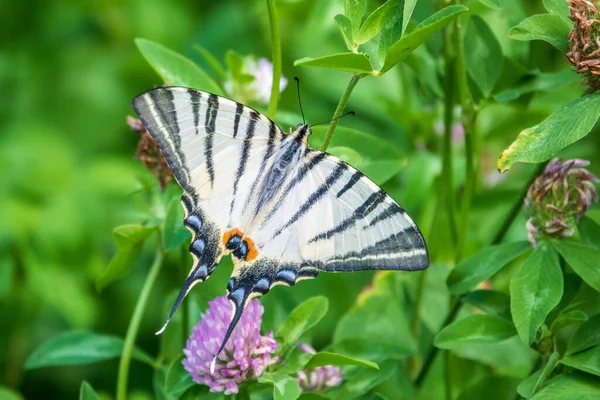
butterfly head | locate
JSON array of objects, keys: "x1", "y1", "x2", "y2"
[{"x1": 294, "y1": 123, "x2": 312, "y2": 140}]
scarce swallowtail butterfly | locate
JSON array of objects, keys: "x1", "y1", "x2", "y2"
[{"x1": 132, "y1": 86, "x2": 429, "y2": 371}]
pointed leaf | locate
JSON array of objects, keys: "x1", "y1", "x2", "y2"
[
  {"x1": 562, "y1": 345, "x2": 600, "y2": 377},
  {"x1": 435, "y1": 314, "x2": 517, "y2": 349},
  {"x1": 511, "y1": 244, "x2": 563, "y2": 345},
  {"x1": 259, "y1": 374, "x2": 301, "y2": 400},
  {"x1": 464, "y1": 16, "x2": 503, "y2": 97},
  {"x1": 479, "y1": 0, "x2": 504, "y2": 9},
  {"x1": 304, "y1": 352, "x2": 379, "y2": 370},
  {"x1": 567, "y1": 314, "x2": 600, "y2": 355},
  {"x1": 518, "y1": 352, "x2": 561, "y2": 398},
  {"x1": 275, "y1": 296, "x2": 328, "y2": 355},
  {"x1": 462, "y1": 290, "x2": 511, "y2": 320},
  {"x1": 379, "y1": 5, "x2": 468, "y2": 74},
  {"x1": 335, "y1": 14, "x2": 355, "y2": 50},
  {"x1": 194, "y1": 45, "x2": 225, "y2": 78},
  {"x1": 498, "y1": 92, "x2": 600, "y2": 172},
  {"x1": 508, "y1": 14, "x2": 572, "y2": 52},
  {"x1": 357, "y1": 0, "x2": 399, "y2": 45},
  {"x1": 543, "y1": 0, "x2": 570, "y2": 18},
  {"x1": 79, "y1": 382, "x2": 100, "y2": 400},
  {"x1": 162, "y1": 197, "x2": 191, "y2": 252},
  {"x1": 135, "y1": 38, "x2": 223, "y2": 94},
  {"x1": 166, "y1": 355, "x2": 194, "y2": 396},
  {"x1": 447, "y1": 241, "x2": 530, "y2": 295},
  {"x1": 402, "y1": 0, "x2": 418, "y2": 37},
  {"x1": 494, "y1": 70, "x2": 580, "y2": 104},
  {"x1": 25, "y1": 331, "x2": 154, "y2": 369},
  {"x1": 294, "y1": 53, "x2": 373, "y2": 74},
  {"x1": 97, "y1": 224, "x2": 156, "y2": 291},
  {"x1": 531, "y1": 372, "x2": 600, "y2": 399},
  {"x1": 550, "y1": 310, "x2": 588, "y2": 333},
  {"x1": 345, "y1": 0, "x2": 366, "y2": 37},
  {"x1": 553, "y1": 240, "x2": 600, "y2": 293},
  {"x1": 378, "y1": 5, "x2": 403, "y2": 62}
]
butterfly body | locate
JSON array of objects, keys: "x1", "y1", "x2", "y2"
[{"x1": 133, "y1": 86, "x2": 429, "y2": 362}]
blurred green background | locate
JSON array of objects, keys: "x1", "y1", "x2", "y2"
[{"x1": 2, "y1": 0, "x2": 599, "y2": 398}]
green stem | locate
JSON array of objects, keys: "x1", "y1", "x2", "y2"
[
  {"x1": 266, "y1": 0, "x2": 282, "y2": 120},
  {"x1": 320, "y1": 74, "x2": 362, "y2": 151},
  {"x1": 455, "y1": 10, "x2": 476, "y2": 262},
  {"x1": 117, "y1": 244, "x2": 165, "y2": 400},
  {"x1": 441, "y1": 22, "x2": 458, "y2": 250}
]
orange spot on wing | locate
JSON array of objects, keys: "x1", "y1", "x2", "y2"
[
  {"x1": 222, "y1": 228, "x2": 243, "y2": 245},
  {"x1": 245, "y1": 237, "x2": 259, "y2": 261}
]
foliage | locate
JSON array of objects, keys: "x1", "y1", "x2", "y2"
[{"x1": 2, "y1": 0, "x2": 600, "y2": 399}]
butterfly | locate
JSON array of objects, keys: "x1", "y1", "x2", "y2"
[{"x1": 132, "y1": 86, "x2": 429, "y2": 370}]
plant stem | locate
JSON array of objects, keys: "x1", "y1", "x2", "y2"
[
  {"x1": 117, "y1": 245, "x2": 165, "y2": 400},
  {"x1": 266, "y1": 0, "x2": 282, "y2": 120},
  {"x1": 455, "y1": 10, "x2": 476, "y2": 262},
  {"x1": 441, "y1": 21, "x2": 458, "y2": 250},
  {"x1": 320, "y1": 74, "x2": 362, "y2": 151}
]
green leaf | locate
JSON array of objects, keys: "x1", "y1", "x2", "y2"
[
  {"x1": 333, "y1": 272, "x2": 417, "y2": 360},
  {"x1": 225, "y1": 49, "x2": 244, "y2": 80},
  {"x1": 478, "y1": 0, "x2": 504, "y2": 9},
  {"x1": 378, "y1": 5, "x2": 403, "y2": 62},
  {"x1": 0, "y1": 386, "x2": 24, "y2": 400},
  {"x1": 494, "y1": 70, "x2": 580, "y2": 104},
  {"x1": 402, "y1": 0, "x2": 418, "y2": 37},
  {"x1": 335, "y1": 14, "x2": 354, "y2": 51},
  {"x1": 434, "y1": 314, "x2": 517, "y2": 349},
  {"x1": 345, "y1": 0, "x2": 366, "y2": 38},
  {"x1": 259, "y1": 374, "x2": 301, "y2": 400},
  {"x1": 194, "y1": 44, "x2": 225, "y2": 78},
  {"x1": 328, "y1": 146, "x2": 363, "y2": 167},
  {"x1": 25, "y1": 331, "x2": 154, "y2": 369},
  {"x1": 298, "y1": 394, "x2": 330, "y2": 400},
  {"x1": 562, "y1": 345, "x2": 600, "y2": 377},
  {"x1": 356, "y1": 0, "x2": 398, "y2": 45},
  {"x1": 531, "y1": 372, "x2": 600, "y2": 399},
  {"x1": 330, "y1": 359, "x2": 397, "y2": 399},
  {"x1": 79, "y1": 382, "x2": 100, "y2": 400},
  {"x1": 567, "y1": 314, "x2": 600, "y2": 355},
  {"x1": 166, "y1": 355, "x2": 194, "y2": 396},
  {"x1": 275, "y1": 296, "x2": 328, "y2": 355},
  {"x1": 578, "y1": 217, "x2": 600, "y2": 248},
  {"x1": 508, "y1": 14, "x2": 572, "y2": 52},
  {"x1": 304, "y1": 352, "x2": 379, "y2": 370},
  {"x1": 135, "y1": 38, "x2": 223, "y2": 94},
  {"x1": 518, "y1": 352, "x2": 561, "y2": 398},
  {"x1": 462, "y1": 290, "x2": 511, "y2": 320},
  {"x1": 498, "y1": 93, "x2": 600, "y2": 172},
  {"x1": 294, "y1": 53, "x2": 373, "y2": 74},
  {"x1": 379, "y1": 5, "x2": 468, "y2": 74},
  {"x1": 447, "y1": 241, "x2": 530, "y2": 295},
  {"x1": 554, "y1": 240, "x2": 600, "y2": 293},
  {"x1": 360, "y1": 159, "x2": 404, "y2": 186},
  {"x1": 543, "y1": 0, "x2": 570, "y2": 18},
  {"x1": 511, "y1": 244, "x2": 563, "y2": 345},
  {"x1": 550, "y1": 310, "x2": 588, "y2": 333},
  {"x1": 97, "y1": 224, "x2": 156, "y2": 291},
  {"x1": 162, "y1": 197, "x2": 191, "y2": 252},
  {"x1": 464, "y1": 16, "x2": 503, "y2": 97}
]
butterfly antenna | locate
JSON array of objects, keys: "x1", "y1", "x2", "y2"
[
  {"x1": 294, "y1": 77, "x2": 306, "y2": 125},
  {"x1": 309, "y1": 111, "x2": 355, "y2": 128}
]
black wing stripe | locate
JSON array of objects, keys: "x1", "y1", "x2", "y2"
[
  {"x1": 232, "y1": 102, "x2": 244, "y2": 138},
  {"x1": 308, "y1": 189, "x2": 386, "y2": 243},
  {"x1": 364, "y1": 202, "x2": 404, "y2": 229},
  {"x1": 336, "y1": 170, "x2": 362, "y2": 198},
  {"x1": 229, "y1": 111, "x2": 259, "y2": 215},
  {"x1": 188, "y1": 89, "x2": 201, "y2": 135},
  {"x1": 271, "y1": 162, "x2": 347, "y2": 239},
  {"x1": 204, "y1": 94, "x2": 219, "y2": 188}
]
